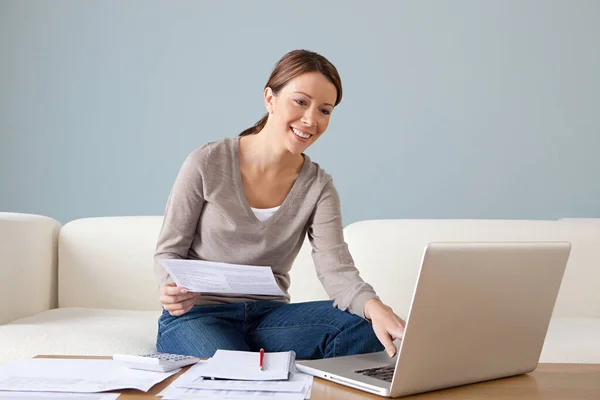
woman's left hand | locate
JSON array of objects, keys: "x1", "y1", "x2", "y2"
[{"x1": 364, "y1": 298, "x2": 406, "y2": 357}]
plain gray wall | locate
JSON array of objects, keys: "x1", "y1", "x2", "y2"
[{"x1": 1, "y1": 0, "x2": 599, "y2": 225}]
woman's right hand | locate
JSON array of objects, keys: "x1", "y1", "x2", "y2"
[{"x1": 159, "y1": 282, "x2": 201, "y2": 316}]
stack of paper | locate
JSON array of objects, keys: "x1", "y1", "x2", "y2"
[
  {"x1": 159, "y1": 351, "x2": 313, "y2": 400},
  {"x1": 195, "y1": 350, "x2": 295, "y2": 381}
]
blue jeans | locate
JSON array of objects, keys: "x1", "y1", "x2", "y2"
[{"x1": 156, "y1": 300, "x2": 384, "y2": 360}]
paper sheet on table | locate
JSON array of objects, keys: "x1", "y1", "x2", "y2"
[
  {"x1": 159, "y1": 259, "x2": 285, "y2": 296},
  {"x1": 195, "y1": 350, "x2": 294, "y2": 381},
  {"x1": 0, "y1": 393, "x2": 119, "y2": 400},
  {"x1": 162, "y1": 388, "x2": 305, "y2": 400},
  {"x1": 0, "y1": 359, "x2": 179, "y2": 393},
  {"x1": 159, "y1": 363, "x2": 313, "y2": 399},
  {"x1": 180, "y1": 370, "x2": 311, "y2": 392}
]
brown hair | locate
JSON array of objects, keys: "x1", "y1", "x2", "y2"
[{"x1": 239, "y1": 49, "x2": 343, "y2": 137}]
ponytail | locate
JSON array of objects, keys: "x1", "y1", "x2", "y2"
[{"x1": 239, "y1": 113, "x2": 269, "y2": 137}]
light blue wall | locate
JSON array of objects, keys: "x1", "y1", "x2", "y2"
[{"x1": 1, "y1": 1, "x2": 599, "y2": 224}]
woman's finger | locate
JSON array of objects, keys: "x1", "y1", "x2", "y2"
[
  {"x1": 162, "y1": 294, "x2": 198, "y2": 312},
  {"x1": 161, "y1": 285, "x2": 190, "y2": 296},
  {"x1": 179, "y1": 297, "x2": 198, "y2": 311},
  {"x1": 160, "y1": 291, "x2": 200, "y2": 305},
  {"x1": 159, "y1": 283, "x2": 176, "y2": 295},
  {"x1": 165, "y1": 301, "x2": 191, "y2": 316},
  {"x1": 168, "y1": 302, "x2": 195, "y2": 317},
  {"x1": 175, "y1": 292, "x2": 200, "y2": 302},
  {"x1": 373, "y1": 324, "x2": 396, "y2": 357},
  {"x1": 388, "y1": 324, "x2": 405, "y2": 340},
  {"x1": 168, "y1": 308, "x2": 186, "y2": 317}
]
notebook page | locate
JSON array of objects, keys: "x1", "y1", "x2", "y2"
[{"x1": 194, "y1": 350, "x2": 295, "y2": 381}]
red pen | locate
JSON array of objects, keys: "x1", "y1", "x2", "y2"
[{"x1": 259, "y1": 348, "x2": 264, "y2": 370}]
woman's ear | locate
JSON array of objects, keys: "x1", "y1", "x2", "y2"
[{"x1": 264, "y1": 87, "x2": 276, "y2": 114}]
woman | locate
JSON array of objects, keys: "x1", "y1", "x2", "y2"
[{"x1": 154, "y1": 49, "x2": 405, "y2": 360}]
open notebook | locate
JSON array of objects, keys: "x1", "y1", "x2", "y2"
[{"x1": 194, "y1": 350, "x2": 296, "y2": 381}]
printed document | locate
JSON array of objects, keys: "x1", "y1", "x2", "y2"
[
  {"x1": 194, "y1": 350, "x2": 295, "y2": 381},
  {"x1": 159, "y1": 259, "x2": 285, "y2": 296},
  {"x1": 162, "y1": 388, "x2": 305, "y2": 400},
  {"x1": 0, "y1": 394, "x2": 119, "y2": 400},
  {"x1": 159, "y1": 362, "x2": 313, "y2": 399},
  {"x1": 162, "y1": 389, "x2": 305, "y2": 400},
  {"x1": 0, "y1": 359, "x2": 178, "y2": 393}
]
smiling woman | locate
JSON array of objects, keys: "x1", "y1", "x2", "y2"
[
  {"x1": 153, "y1": 49, "x2": 406, "y2": 361},
  {"x1": 239, "y1": 50, "x2": 342, "y2": 141}
]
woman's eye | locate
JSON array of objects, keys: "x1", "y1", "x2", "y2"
[
  {"x1": 294, "y1": 99, "x2": 306, "y2": 106},
  {"x1": 320, "y1": 109, "x2": 331, "y2": 115}
]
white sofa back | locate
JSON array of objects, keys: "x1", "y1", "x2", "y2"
[
  {"x1": 345, "y1": 220, "x2": 599, "y2": 319},
  {"x1": 58, "y1": 217, "x2": 163, "y2": 310},
  {"x1": 0, "y1": 213, "x2": 61, "y2": 324},
  {"x1": 54, "y1": 216, "x2": 600, "y2": 319}
]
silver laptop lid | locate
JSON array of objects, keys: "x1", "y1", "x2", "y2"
[{"x1": 391, "y1": 241, "x2": 570, "y2": 397}]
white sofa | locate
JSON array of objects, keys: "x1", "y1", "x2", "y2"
[{"x1": 1, "y1": 213, "x2": 599, "y2": 364}]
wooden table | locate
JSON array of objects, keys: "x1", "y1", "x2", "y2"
[{"x1": 36, "y1": 356, "x2": 600, "y2": 399}]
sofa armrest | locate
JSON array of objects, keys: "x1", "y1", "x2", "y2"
[{"x1": 0, "y1": 213, "x2": 61, "y2": 324}]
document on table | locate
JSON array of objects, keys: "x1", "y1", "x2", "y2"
[
  {"x1": 159, "y1": 362, "x2": 313, "y2": 400},
  {"x1": 181, "y1": 375, "x2": 306, "y2": 391},
  {"x1": 195, "y1": 350, "x2": 295, "y2": 381},
  {"x1": 0, "y1": 393, "x2": 119, "y2": 399},
  {"x1": 159, "y1": 259, "x2": 285, "y2": 296},
  {"x1": 162, "y1": 388, "x2": 306, "y2": 400},
  {"x1": 0, "y1": 359, "x2": 179, "y2": 393}
]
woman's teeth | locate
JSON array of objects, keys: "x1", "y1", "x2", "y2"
[{"x1": 292, "y1": 127, "x2": 310, "y2": 139}]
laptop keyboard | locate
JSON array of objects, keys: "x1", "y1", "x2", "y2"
[{"x1": 355, "y1": 365, "x2": 395, "y2": 382}]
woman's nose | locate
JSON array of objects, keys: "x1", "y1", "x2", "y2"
[{"x1": 301, "y1": 110, "x2": 317, "y2": 127}]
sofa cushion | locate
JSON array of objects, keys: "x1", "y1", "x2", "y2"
[
  {"x1": 0, "y1": 308, "x2": 160, "y2": 364},
  {"x1": 1, "y1": 308, "x2": 598, "y2": 364}
]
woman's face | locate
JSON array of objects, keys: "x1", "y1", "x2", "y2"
[{"x1": 265, "y1": 72, "x2": 337, "y2": 155}]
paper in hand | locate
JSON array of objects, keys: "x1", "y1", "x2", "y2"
[{"x1": 159, "y1": 259, "x2": 286, "y2": 296}]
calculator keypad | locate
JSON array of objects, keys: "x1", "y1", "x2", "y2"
[{"x1": 142, "y1": 352, "x2": 193, "y2": 361}]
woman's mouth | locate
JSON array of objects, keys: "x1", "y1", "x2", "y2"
[{"x1": 291, "y1": 127, "x2": 312, "y2": 141}]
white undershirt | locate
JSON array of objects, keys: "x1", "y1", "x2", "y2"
[{"x1": 250, "y1": 205, "x2": 281, "y2": 222}]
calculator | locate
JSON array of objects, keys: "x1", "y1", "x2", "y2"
[{"x1": 113, "y1": 352, "x2": 200, "y2": 372}]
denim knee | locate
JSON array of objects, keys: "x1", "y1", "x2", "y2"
[
  {"x1": 331, "y1": 315, "x2": 385, "y2": 357},
  {"x1": 156, "y1": 306, "x2": 249, "y2": 357},
  {"x1": 355, "y1": 318, "x2": 385, "y2": 353}
]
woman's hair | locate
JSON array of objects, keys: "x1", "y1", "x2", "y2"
[{"x1": 239, "y1": 49, "x2": 343, "y2": 137}]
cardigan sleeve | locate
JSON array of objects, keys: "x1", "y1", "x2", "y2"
[
  {"x1": 153, "y1": 147, "x2": 208, "y2": 286},
  {"x1": 307, "y1": 179, "x2": 379, "y2": 318}
]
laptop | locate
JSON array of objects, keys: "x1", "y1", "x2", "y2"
[{"x1": 296, "y1": 241, "x2": 571, "y2": 397}]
